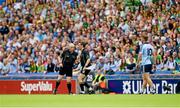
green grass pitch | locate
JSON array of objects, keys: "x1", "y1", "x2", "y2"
[{"x1": 0, "y1": 94, "x2": 180, "y2": 108}]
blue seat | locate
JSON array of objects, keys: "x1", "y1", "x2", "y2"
[{"x1": 154, "y1": 70, "x2": 172, "y2": 74}]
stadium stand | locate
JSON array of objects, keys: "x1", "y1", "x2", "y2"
[{"x1": 0, "y1": 0, "x2": 179, "y2": 76}]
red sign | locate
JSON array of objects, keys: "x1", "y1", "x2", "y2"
[{"x1": 0, "y1": 80, "x2": 76, "y2": 94}]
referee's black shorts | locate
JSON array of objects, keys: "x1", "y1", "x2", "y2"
[{"x1": 59, "y1": 66, "x2": 73, "y2": 77}]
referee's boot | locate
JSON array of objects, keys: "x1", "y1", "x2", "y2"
[{"x1": 69, "y1": 92, "x2": 74, "y2": 95}]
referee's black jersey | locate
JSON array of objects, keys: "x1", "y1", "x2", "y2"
[
  {"x1": 80, "y1": 49, "x2": 90, "y2": 67},
  {"x1": 61, "y1": 49, "x2": 78, "y2": 67}
]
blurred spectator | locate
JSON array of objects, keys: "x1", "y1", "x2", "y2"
[
  {"x1": 17, "y1": 57, "x2": 25, "y2": 73},
  {"x1": 46, "y1": 58, "x2": 55, "y2": 73},
  {"x1": 125, "y1": 53, "x2": 136, "y2": 74},
  {"x1": 0, "y1": 21, "x2": 9, "y2": 35},
  {"x1": 120, "y1": 58, "x2": 126, "y2": 72},
  {"x1": 103, "y1": 59, "x2": 110, "y2": 74},
  {"x1": 140, "y1": 0, "x2": 152, "y2": 6},
  {"x1": 36, "y1": 59, "x2": 45, "y2": 73},
  {"x1": 8, "y1": 55, "x2": 18, "y2": 73},
  {"x1": 30, "y1": 60, "x2": 37, "y2": 73},
  {"x1": 96, "y1": 56, "x2": 105, "y2": 74},
  {"x1": 156, "y1": 58, "x2": 164, "y2": 71},
  {"x1": 164, "y1": 57, "x2": 175, "y2": 71},
  {"x1": 173, "y1": 52, "x2": 180, "y2": 71},
  {"x1": 23, "y1": 58, "x2": 31, "y2": 73},
  {"x1": 2, "y1": 59, "x2": 10, "y2": 75},
  {"x1": 0, "y1": 59, "x2": 4, "y2": 74},
  {"x1": 109, "y1": 57, "x2": 116, "y2": 73}
]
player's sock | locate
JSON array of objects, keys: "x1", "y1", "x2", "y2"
[
  {"x1": 150, "y1": 85, "x2": 155, "y2": 94},
  {"x1": 84, "y1": 82, "x2": 90, "y2": 89},
  {"x1": 67, "y1": 83, "x2": 71, "y2": 94},
  {"x1": 53, "y1": 80, "x2": 61, "y2": 94},
  {"x1": 141, "y1": 87, "x2": 146, "y2": 94},
  {"x1": 55, "y1": 80, "x2": 61, "y2": 90},
  {"x1": 80, "y1": 83, "x2": 85, "y2": 92}
]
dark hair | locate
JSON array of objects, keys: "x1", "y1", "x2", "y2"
[
  {"x1": 56, "y1": 51, "x2": 60, "y2": 56},
  {"x1": 143, "y1": 35, "x2": 148, "y2": 42},
  {"x1": 81, "y1": 42, "x2": 87, "y2": 48}
]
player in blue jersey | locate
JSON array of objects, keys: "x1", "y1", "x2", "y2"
[{"x1": 137, "y1": 36, "x2": 156, "y2": 94}]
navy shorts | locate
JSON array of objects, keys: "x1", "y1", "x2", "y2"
[
  {"x1": 141, "y1": 64, "x2": 152, "y2": 73},
  {"x1": 81, "y1": 69, "x2": 91, "y2": 76},
  {"x1": 80, "y1": 65, "x2": 91, "y2": 76}
]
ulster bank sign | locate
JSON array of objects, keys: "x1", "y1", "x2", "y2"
[{"x1": 108, "y1": 79, "x2": 179, "y2": 94}]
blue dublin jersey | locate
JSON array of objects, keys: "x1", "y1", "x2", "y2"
[{"x1": 141, "y1": 43, "x2": 154, "y2": 65}]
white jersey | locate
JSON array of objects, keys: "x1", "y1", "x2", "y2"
[{"x1": 141, "y1": 43, "x2": 154, "y2": 65}]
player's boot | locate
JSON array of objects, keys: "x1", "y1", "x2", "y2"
[
  {"x1": 69, "y1": 92, "x2": 75, "y2": 95},
  {"x1": 139, "y1": 90, "x2": 145, "y2": 94},
  {"x1": 80, "y1": 91, "x2": 85, "y2": 94},
  {"x1": 89, "y1": 87, "x2": 93, "y2": 91},
  {"x1": 88, "y1": 87, "x2": 94, "y2": 94},
  {"x1": 139, "y1": 88, "x2": 145, "y2": 94},
  {"x1": 53, "y1": 89, "x2": 57, "y2": 95},
  {"x1": 150, "y1": 89, "x2": 156, "y2": 94},
  {"x1": 139, "y1": 91, "x2": 143, "y2": 94}
]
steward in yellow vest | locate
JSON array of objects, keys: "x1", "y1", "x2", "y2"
[{"x1": 92, "y1": 72, "x2": 116, "y2": 94}]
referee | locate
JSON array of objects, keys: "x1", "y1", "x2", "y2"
[
  {"x1": 53, "y1": 43, "x2": 78, "y2": 94},
  {"x1": 78, "y1": 42, "x2": 92, "y2": 94}
]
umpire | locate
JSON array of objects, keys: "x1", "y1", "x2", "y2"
[{"x1": 53, "y1": 43, "x2": 78, "y2": 94}]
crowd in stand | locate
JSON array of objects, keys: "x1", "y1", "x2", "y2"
[{"x1": 0, "y1": 0, "x2": 179, "y2": 75}]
